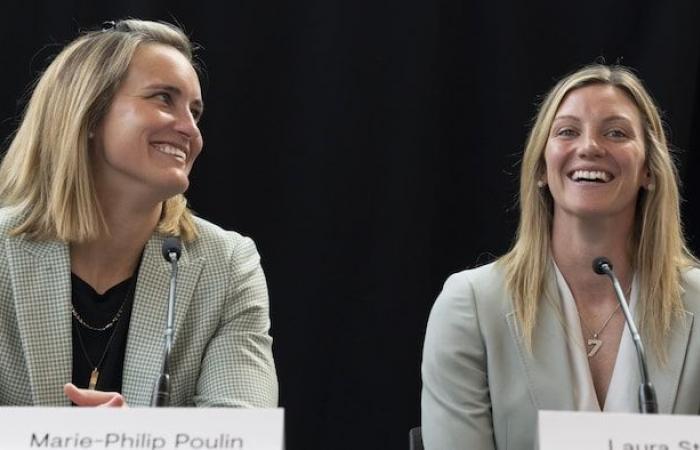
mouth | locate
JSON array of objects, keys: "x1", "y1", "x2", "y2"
[
  {"x1": 567, "y1": 169, "x2": 613, "y2": 184},
  {"x1": 152, "y1": 143, "x2": 187, "y2": 162}
]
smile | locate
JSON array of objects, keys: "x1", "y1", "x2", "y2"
[
  {"x1": 152, "y1": 143, "x2": 187, "y2": 162},
  {"x1": 568, "y1": 169, "x2": 613, "y2": 183}
]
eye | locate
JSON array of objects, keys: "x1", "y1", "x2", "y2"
[
  {"x1": 554, "y1": 127, "x2": 578, "y2": 138},
  {"x1": 605, "y1": 129, "x2": 628, "y2": 139},
  {"x1": 152, "y1": 92, "x2": 173, "y2": 104},
  {"x1": 190, "y1": 107, "x2": 203, "y2": 122}
]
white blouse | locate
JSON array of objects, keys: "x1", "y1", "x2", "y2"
[{"x1": 553, "y1": 263, "x2": 640, "y2": 412}]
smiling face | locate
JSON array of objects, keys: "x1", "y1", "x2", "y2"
[
  {"x1": 543, "y1": 84, "x2": 650, "y2": 223},
  {"x1": 91, "y1": 43, "x2": 204, "y2": 207}
]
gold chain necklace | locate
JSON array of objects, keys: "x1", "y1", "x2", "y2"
[
  {"x1": 578, "y1": 303, "x2": 620, "y2": 358},
  {"x1": 72, "y1": 276, "x2": 136, "y2": 390},
  {"x1": 578, "y1": 285, "x2": 631, "y2": 358}
]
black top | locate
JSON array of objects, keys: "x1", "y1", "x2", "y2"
[{"x1": 70, "y1": 273, "x2": 136, "y2": 393}]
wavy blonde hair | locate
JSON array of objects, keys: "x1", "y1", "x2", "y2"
[
  {"x1": 499, "y1": 64, "x2": 696, "y2": 357},
  {"x1": 0, "y1": 19, "x2": 199, "y2": 242}
]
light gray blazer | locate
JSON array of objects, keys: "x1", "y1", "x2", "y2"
[
  {"x1": 421, "y1": 262, "x2": 700, "y2": 450},
  {"x1": 0, "y1": 208, "x2": 278, "y2": 407}
]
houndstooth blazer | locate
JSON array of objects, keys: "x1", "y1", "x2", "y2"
[{"x1": 0, "y1": 207, "x2": 278, "y2": 407}]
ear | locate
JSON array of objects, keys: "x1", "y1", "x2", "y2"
[{"x1": 642, "y1": 167, "x2": 654, "y2": 191}]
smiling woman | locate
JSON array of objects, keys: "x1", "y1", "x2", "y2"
[
  {"x1": 0, "y1": 19, "x2": 277, "y2": 408},
  {"x1": 93, "y1": 43, "x2": 204, "y2": 207},
  {"x1": 421, "y1": 65, "x2": 700, "y2": 450}
]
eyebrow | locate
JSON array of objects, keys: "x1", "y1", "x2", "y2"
[
  {"x1": 552, "y1": 114, "x2": 634, "y2": 124},
  {"x1": 145, "y1": 84, "x2": 204, "y2": 112}
]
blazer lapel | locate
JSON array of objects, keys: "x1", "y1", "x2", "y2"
[
  {"x1": 506, "y1": 275, "x2": 577, "y2": 411},
  {"x1": 7, "y1": 235, "x2": 72, "y2": 406},
  {"x1": 121, "y1": 234, "x2": 204, "y2": 405},
  {"x1": 648, "y1": 309, "x2": 694, "y2": 413}
]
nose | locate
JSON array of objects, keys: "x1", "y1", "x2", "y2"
[
  {"x1": 576, "y1": 130, "x2": 604, "y2": 158},
  {"x1": 173, "y1": 108, "x2": 201, "y2": 141}
]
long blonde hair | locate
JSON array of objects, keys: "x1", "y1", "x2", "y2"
[
  {"x1": 0, "y1": 19, "x2": 199, "y2": 242},
  {"x1": 499, "y1": 64, "x2": 696, "y2": 357}
]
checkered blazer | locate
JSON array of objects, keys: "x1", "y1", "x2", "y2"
[{"x1": 0, "y1": 207, "x2": 278, "y2": 407}]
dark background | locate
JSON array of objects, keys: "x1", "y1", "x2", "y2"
[{"x1": 2, "y1": 2, "x2": 700, "y2": 449}]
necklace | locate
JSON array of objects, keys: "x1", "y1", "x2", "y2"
[
  {"x1": 72, "y1": 301, "x2": 127, "y2": 331},
  {"x1": 73, "y1": 321, "x2": 120, "y2": 390},
  {"x1": 576, "y1": 284, "x2": 632, "y2": 359},
  {"x1": 72, "y1": 276, "x2": 136, "y2": 390},
  {"x1": 579, "y1": 303, "x2": 620, "y2": 358}
]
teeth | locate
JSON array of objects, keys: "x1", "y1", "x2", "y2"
[
  {"x1": 153, "y1": 144, "x2": 186, "y2": 161},
  {"x1": 571, "y1": 170, "x2": 611, "y2": 182}
]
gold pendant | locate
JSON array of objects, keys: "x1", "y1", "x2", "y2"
[
  {"x1": 587, "y1": 337, "x2": 602, "y2": 358},
  {"x1": 88, "y1": 368, "x2": 99, "y2": 390}
]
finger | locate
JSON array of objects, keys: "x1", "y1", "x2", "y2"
[
  {"x1": 63, "y1": 383, "x2": 123, "y2": 407},
  {"x1": 99, "y1": 394, "x2": 127, "y2": 408}
]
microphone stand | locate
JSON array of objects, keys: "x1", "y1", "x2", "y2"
[
  {"x1": 593, "y1": 257, "x2": 658, "y2": 414},
  {"x1": 151, "y1": 238, "x2": 181, "y2": 407}
]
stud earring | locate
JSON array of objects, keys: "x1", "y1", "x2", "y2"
[
  {"x1": 88, "y1": 131, "x2": 94, "y2": 139},
  {"x1": 536, "y1": 180, "x2": 546, "y2": 188},
  {"x1": 647, "y1": 183, "x2": 655, "y2": 192}
]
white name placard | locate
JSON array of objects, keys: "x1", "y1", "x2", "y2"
[
  {"x1": 539, "y1": 410, "x2": 700, "y2": 450},
  {"x1": 0, "y1": 407, "x2": 283, "y2": 450}
]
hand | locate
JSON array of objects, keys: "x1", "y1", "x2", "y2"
[{"x1": 63, "y1": 383, "x2": 127, "y2": 407}]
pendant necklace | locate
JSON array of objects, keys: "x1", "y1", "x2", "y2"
[
  {"x1": 72, "y1": 276, "x2": 136, "y2": 390},
  {"x1": 73, "y1": 321, "x2": 120, "y2": 390},
  {"x1": 579, "y1": 303, "x2": 620, "y2": 358}
]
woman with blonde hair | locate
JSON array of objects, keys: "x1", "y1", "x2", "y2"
[
  {"x1": 421, "y1": 64, "x2": 700, "y2": 449},
  {"x1": 0, "y1": 19, "x2": 277, "y2": 407}
]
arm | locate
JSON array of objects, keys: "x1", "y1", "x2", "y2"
[
  {"x1": 194, "y1": 236, "x2": 278, "y2": 407},
  {"x1": 421, "y1": 272, "x2": 495, "y2": 450}
]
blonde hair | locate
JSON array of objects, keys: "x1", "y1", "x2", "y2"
[
  {"x1": 499, "y1": 64, "x2": 696, "y2": 357},
  {"x1": 0, "y1": 19, "x2": 199, "y2": 242}
]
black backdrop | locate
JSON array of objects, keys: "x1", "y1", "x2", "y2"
[{"x1": 2, "y1": 2, "x2": 700, "y2": 449}]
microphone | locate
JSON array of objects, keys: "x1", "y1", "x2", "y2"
[
  {"x1": 592, "y1": 257, "x2": 658, "y2": 414},
  {"x1": 151, "y1": 237, "x2": 182, "y2": 407}
]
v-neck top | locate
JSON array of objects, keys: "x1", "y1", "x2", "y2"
[
  {"x1": 553, "y1": 262, "x2": 640, "y2": 412},
  {"x1": 70, "y1": 274, "x2": 136, "y2": 393}
]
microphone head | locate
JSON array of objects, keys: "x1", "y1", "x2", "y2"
[
  {"x1": 592, "y1": 256, "x2": 612, "y2": 275},
  {"x1": 162, "y1": 237, "x2": 182, "y2": 262}
]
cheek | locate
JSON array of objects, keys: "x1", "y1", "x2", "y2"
[
  {"x1": 101, "y1": 106, "x2": 144, "y2": 151},
  {"x1": 542, "y1": 145, "x2": 560, "y2": 179}
]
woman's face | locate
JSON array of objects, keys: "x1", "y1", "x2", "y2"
[
  {"x1": 91, "y1": 43, "x2": 204, "y2": 205},
  {"x1": 543, "y1": 84, "x2": 649, "y2": 223}
]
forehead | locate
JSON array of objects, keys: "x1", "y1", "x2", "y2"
[
  {"x1": 120, "y1": 43, "x2": 201, "y2": 98},
  {"x1": 554, "y1": 84, "x2": 642, "y2": 124}
]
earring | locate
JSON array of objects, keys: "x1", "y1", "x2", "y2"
[
  {"x1": 537, "y1": 180, "x2": 546, "y2": 188},
  {"x1": 647, "y1": 183, "x2": 655, "y2": 192},
  {"x1": 88, "y1": 131, "x2": 94, "y2": 139}
]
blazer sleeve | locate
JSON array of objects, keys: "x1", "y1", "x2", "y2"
[
  {"x1": 421, "y1": 271, "x2": 495, "y2": 449},
  {"x1": 193, "y1": 235, "x2": 278, "y2": 407}
]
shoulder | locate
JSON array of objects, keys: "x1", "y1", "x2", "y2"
[
  {"x1": 437, "y1": 262, "x2": 509, "y2": 310},
  {"x1": 0, "y1": 207, "x2": 24, "y2": 237},
  {"x1": 184, "y1": 216, "x2": 261, "y2": 265},
  {"x1": 681, "y1": 267, "x2": 700, "y2": 311},
  {"x1": 430, "y1": 262, "x2": 511, "y2": 329},
  {"x1": 442, "y1": 262, "x2": 505, "y2": 292},
  {"x1": 682, "y1": 267, "x2": 700, "y2": 286}
]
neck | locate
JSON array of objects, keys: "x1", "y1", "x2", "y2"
[
  {"x1": 71, "y1": 198, "x2": 162, "y2": 294},
  {"x1": 551, "y1": 212, "x2": 635, "y2": 306}
]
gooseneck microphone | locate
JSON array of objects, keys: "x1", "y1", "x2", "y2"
[
  {"x1": 592, "y1": 257, "x2": 658, "y2": 414},
  {"x1": 151, "y1": 237, "x2": 182, "y2": 407}
]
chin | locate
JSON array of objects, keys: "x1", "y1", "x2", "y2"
[
  {"x1": 562, "y1": 204, "x2": 636, "y2": 221},
  {"x1": 156, "y1": 179, "x2": 190, "y2": 201}
]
